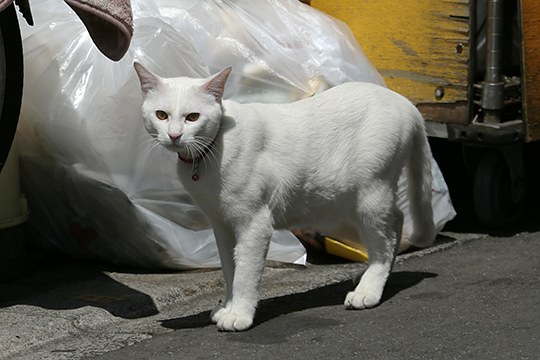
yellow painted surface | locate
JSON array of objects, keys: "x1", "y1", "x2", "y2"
[
  {"x1": 311, "y1": 0, "x2": 470, "y2": 106},
  {"x1": 521, "y1": 0, "x2": 540, "y2": 142}
]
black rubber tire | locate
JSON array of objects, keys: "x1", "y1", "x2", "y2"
[
  {"x1": 0, "y1": 4, "x2": 24, "y2": 174},
  {"x1": 473, "y1": 150, "x2": 525, "y2": 229}
]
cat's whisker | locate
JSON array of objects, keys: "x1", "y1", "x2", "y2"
[
  {"x1": 188, "y1": 143, "x2": 202, "y2": 174},
  {"x1": 147, "y1": 149, "x2": 163, "y2": 166},
  {"x1": 205, "y1": 147, "x2": 220, "y2": 167},
  {"x1": 151, "y1": 142, "x2": 167, "y2": 162},
  {"x1": 207, "y1": 149, "x2": 218, "y2": 166},
  {"x1": 195, "y1": 137, "x2": 210, "y2": 150},
  {"x1": 195, "y1": 141, "x2": 211, "y2": 171},
  {"x1": 139, "y1": 138, "x2": 157, "y2": 151},
  {"x1": 184, "y1": 139, "x2": 204, "y2": 170},
  {"x1": 199, "y1": 144, "x2": 214, "y2": 172},
  {"x1": 141, "y1": 136, "x2": 168, "y2": 161},
  {"x1": 139, "y1": 138, "x2": 164, "y2": 163},
  {"x1": 195, "y1": 136, "x2": 220, "y2": 166},
  {"x1": 187, "y1": 140, "x2": 202, "y2": 158},
  {"x1": 194, "y1": 137, "x2": 220, "y2": 170},
  {"x1": 184, "y1": 143, "x2": 195, "y2": 172}
]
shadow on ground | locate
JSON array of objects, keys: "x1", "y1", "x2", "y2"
[
  {"x1": 160, "y1": 270, "x2": 437, "y2": 331},
  {"x1": 0, "y1": 252, "x2": 159, "y2": 319}
]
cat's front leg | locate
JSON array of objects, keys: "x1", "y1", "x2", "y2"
[
  {"x1": 215, "y1": 209, "x2": 273, "y2": 332},
  {"x1": 210, "y1": 224, "x2": 236, "y2": 324}
]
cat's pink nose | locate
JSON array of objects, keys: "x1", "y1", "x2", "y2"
[{"x1": 169, "y1": 133, "x2": 182, "y2": 143}]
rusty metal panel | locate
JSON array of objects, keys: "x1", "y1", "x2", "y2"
[
  {"x1": 311, "y1": 0, "x2": 470, "y2": 122},
  {"x1": 521, "y1": 0, "x2": 540, "y2": 142},
  {"x1": 417, "y1": 101, "x2": 468, "y2": 124}
]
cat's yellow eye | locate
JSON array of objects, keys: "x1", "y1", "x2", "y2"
[
  {"x1": 186, "y1": 113, "x2": 200, "y2": 122},
  {"x1": 155, "y1": 110, "x2": 168, "y2": 120}
]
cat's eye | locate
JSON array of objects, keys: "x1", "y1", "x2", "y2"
[
  {"x1": 155, "y1": 110, "x2": 168, "y2": 120},
  {"x1": 186, "y1": 113, "x2": 200, "y2": 122}
]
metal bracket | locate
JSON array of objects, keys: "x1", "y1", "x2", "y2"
[{"x1": 448, "y1": 118, "x2": 524, "y2": 145}]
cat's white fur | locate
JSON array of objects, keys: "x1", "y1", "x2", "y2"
[{"x1": 134, "y1": 63, "x2": 436, "y2": 332}]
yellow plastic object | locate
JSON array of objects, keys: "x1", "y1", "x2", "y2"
[{"x1": 324, "y1": 237, "x2": 369, "y2": 262}]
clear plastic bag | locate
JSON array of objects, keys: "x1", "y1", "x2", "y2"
[
  {"x1": 155, "y1": 0, "x2": 385, "y2": 103},
  {"x1": 17, "y1": 0, "x2": 454, "y2": 269}
]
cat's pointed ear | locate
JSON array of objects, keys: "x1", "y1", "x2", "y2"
[
  {"x1": 134, "y1": 62, "x2": 161, "y2": 95},
  {"x1": 201, "y1": 67, "x2": 232, "y2": 103}
]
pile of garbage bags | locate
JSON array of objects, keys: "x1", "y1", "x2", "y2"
[{"x1": 16, "y1": 0, "x2": 455, "y2": 269}]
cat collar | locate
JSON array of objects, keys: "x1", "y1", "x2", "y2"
[{"x1": 177, "y1": 141, "x2": 215, "y2": 181}]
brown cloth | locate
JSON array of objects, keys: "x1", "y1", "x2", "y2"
[{"x1": 0, "y1": 0, "x2": 133, "y2": 61}]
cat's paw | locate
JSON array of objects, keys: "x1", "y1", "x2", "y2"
[
  {"x1": 210, "y1": 303, "x2": 228, "y2": 324},
  {"x1": 344, "y1": 291, "x2": 381, "y2": 310},
  {"x1": 216, "y1": 311, "x2": 253, "y2": 332}
]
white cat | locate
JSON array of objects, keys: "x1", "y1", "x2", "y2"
[{"x1": 134, "y1": 62, "x2": 436, "y2": 332}]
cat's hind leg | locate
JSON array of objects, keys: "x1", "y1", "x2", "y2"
[{"x1": 345, "y1": 187, "x2": 403, "y2": 310}]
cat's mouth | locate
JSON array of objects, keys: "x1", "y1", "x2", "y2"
[
  {"x1": 160, "y1": 134, "x2": 184, "y2": 149},
  {"x1": 163, "y1": 142, "x2": 184, "y2": 152}
]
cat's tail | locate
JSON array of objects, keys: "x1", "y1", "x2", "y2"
[{"x1": 406, "y1": 117, "x2": 436, "y2": 248}]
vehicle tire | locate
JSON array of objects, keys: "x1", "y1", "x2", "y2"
[
  {"x1": 473, "y1": 150, "x2": 525, "y2": 229},
  {"x1": 0, "y1": 3, "x2": 24, "y2": 173}
]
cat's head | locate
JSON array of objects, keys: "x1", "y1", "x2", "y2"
[{"x1": 134, "y1": 62, "x2": 231, "y2": 156}]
